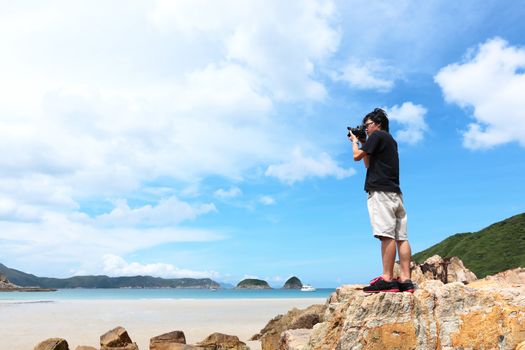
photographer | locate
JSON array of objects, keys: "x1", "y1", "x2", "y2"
[{"x1": 348, "y1": 108, "x2": 414, "y2": 293}]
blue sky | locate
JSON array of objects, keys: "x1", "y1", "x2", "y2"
[{"x1": 0, "y1": 0, "x2": 524, "y2": 287}]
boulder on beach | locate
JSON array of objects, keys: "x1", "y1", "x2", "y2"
[
  {"x1": 282, "y1": 276, "x2": 302, "y2": 289},
  {"x1": 196, "y1": 332, "x2": 249, "y2": 350},
  {"x1": 33, "y1": 338, "x2": 69, "y2": 350},
  {"x1": 251, "y1": 304, "x2": 325, "y2": 350},
  {"x1": 150, "y1": 330, "x2": 187, "y2": 350},
  {"x1": 100, "y1": 326, "x2": 138, "y2": 350}
]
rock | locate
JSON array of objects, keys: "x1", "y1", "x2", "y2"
[
  {"x1": 235, "y1": 278, "x2": 271, "y2": 289},
  {"x1": 100, "y1": 326, "x2": 138, "y2": 350},
  {"x1": 517, "y1": 340, "x2": 525, "y2": 350},
  {"x1": 251, "y1": 304, "x2": 325, "y2": 350},
  {"x1": 150, "y1": 330, "x2": 187, "y2": 350},
  {"x1": 0, "y1": 273, "x2": 57, "y2": 292},
  {"x1": 283, "y1": 277, "x2": 302, "y2": 289},
  {"x1": 279, "y1": 329, "x2": 312, "y2": 350},
  {"x1": 74, "y1": 347, "x2": 97, "y2": 350},
  {"x1": 34, "y1": 338, "x2": 69, "y2": 350},
  {"x1": 306, "y1": 278, "x2": 525, "y2": 350},
  {"x1": 196, "y1": 332, "x2": 249, "y2": 350},
  {"x1": 474, "y1": 267, "x2": 525, "y2": 285},
  {"x1": 395, "y1": 254, "x2": 477, "y2": 285}
]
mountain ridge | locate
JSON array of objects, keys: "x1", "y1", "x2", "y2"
[{"x1": 0, "y1": 263, "x2": 220, "y2": 289}]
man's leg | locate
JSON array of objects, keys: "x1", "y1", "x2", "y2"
[
  {"x1": 396, "y1": 240, "x2": 412, "y2": 281},
  {"x1": 380, "y1": 237, "x2": 396, "y2": 281}
]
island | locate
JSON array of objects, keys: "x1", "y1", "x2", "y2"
[
  {"x1": 235, "y1": 278, "x2": 272, "y2": 289},
  {"x1": 282, "y1": 276, "x2": 303, "y2": 289}
]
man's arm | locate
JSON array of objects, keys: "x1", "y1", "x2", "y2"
[{"x1": 349, "y1": 132, "x2": 369, "y2": 168}]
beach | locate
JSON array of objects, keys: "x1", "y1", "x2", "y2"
[{"x1": 0, "y1": 297, "x2": 324, "y2": 349}]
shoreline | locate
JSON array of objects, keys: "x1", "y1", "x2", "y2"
[{"x1": 0, "y1": 297, "x2": 325, "y2": 349}]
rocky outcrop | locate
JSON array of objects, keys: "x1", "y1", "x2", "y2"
[
  {"x1": 251, "y1": 304, "x2": 325, "y2": 350},
  {"x1": 235, "y1": 278, "x2": 271, "y2": 289},
  {"x1": 279, "y1": 329, "x2": 313, "y2": 350},
  {"x1": 196, "y1": 332, "x2": 249, "y2": 350},
  {"x1": 34, "y1": 338, "x2": 69, "y2": 350},
  {"x1": 0, "y1": 274, "x2": 56, "y2": 292},
  {"x1": 150, "y1": 330, "x2": 187, "y2": 350},
  {"x1": 283, "y1": 276, "x2": 303, "y2": 289},
  {"x1": 303, "y1": 277, "x2": 525, "y2": 350},
  {"x1": 100, "y1": 326, "x2": 138, "y2": 350},
  {"x1": 394, "y1": 254, "x2": 477, "y2": 286},
  {"x1": 471, "y1": 267, "x2": 525, "y2": 286}
]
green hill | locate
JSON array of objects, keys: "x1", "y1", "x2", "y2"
[
  {"x1": 235, "y1": 278, "x2": 271, "y2": 289},
  {"x1": 412, "y1": 212, "x2": 525, "y2": 278}
]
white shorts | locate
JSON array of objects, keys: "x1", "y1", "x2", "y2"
[{"x1": 367, "y1": 191, "x2": 408, "y2": 241}]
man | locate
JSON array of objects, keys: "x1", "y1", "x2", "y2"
[{"x1": 349, "y1": 108, "x2": 414, "y2": 293}]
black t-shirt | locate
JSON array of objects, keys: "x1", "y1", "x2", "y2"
[{"x1": 361, "y1": 130, "x2": 401, "y2": 193}]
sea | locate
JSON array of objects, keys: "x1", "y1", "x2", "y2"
[{"x1": 0, "y1": 288, "x2": 335, "y2": 301}]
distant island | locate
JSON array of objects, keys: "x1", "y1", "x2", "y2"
[
  {"x1": 0, "y1": 263, "x2": 220, "y2": 289},
  {"x1": 282, "y1": 276, "x2": 303, "y2": 289},
  {"x1": 235, "y1": 278, "x2": 272, "y2": 289}
]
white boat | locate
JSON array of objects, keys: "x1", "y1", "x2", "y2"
[{"x1": 301, "y1": 284, "x2": 316, "y2": 292}]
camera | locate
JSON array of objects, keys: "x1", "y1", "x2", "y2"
[{"x1": 347, "y1": 125, "x2": 367, "y2": 140}]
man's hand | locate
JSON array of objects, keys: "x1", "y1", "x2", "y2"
[{"x1": 348, "y1": 130, "x2": 359, "y2": 143}]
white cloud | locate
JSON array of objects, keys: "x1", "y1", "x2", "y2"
[
  {"x1": 0, "y1": 1, "x2": 346, "y2": 275},
  {"x1": 386, "y1": 102, "x2": 428, "y2": 144},
  {"x1": 149, "y1": 0, "x2": 339, "y2": 101},
  {"x1": 265, "y1": 148, "x2": 356, "y2": 185},
  {"x1": 259, "y1": 196, "x2": 276, "y2": 205},
  {"x1": 214, "y1": 187, "x2": 242, "y2": 199},
  {"x1": 96, "y1": 197, "x2": 217, "y2": 227},
  {"x1": 0, "y1": 0, "x2": 341, "y2": 194},
  {"x1": 435, "y1": 37, "x2": 525, "y2": 149},
  {"x1": 102, "y1": 254, "x2": 220, "y2": 279},
  {"x1": 333, "y1": 60, "x2": 397, "y2": 91},
  {"x1": 0, "y1": 196, "x2": 222, "y2": 273}
]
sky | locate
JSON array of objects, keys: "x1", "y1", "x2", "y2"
[{"x1": 0, "y1": 0, "x2": 524, "y2": 288}]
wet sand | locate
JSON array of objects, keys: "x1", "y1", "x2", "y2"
[{"x1": 0, "y1": 298, "x2": 324, "y2": 349}]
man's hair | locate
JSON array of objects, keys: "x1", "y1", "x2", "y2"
[{"x1": 363, "y1": 108, "x2": 389, "y2": 132}]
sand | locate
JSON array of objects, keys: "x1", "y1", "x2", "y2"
[{"x1": 0, "y1": 298, "x2": 324, "y2": 349}]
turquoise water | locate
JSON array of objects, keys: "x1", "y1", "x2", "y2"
[{"x1": 0, "y1": 288, "x2": 334, "y2": 301}]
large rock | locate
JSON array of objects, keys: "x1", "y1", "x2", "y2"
[
  {"x1": 251, "y1": 304, "x2": 325, "y2": 350},
  {"x1": 100, "y1": 326, "x2": 138, "y2": 350},
  {"x1": 396, "y1": 255, "x2": 478, "y2": 285},
  {"x1": 279, "y1": 329, "x2": 312, "y2": 350},
  {"x1": 150, "y1": 331, "x2": 188, "y2": 350},
  {"x1": 74, "y1": 347, "x2": 97, "y2": 350},
  {"x1": 34, "y1": 338, "x2": 69, "y2": 350},
  {"x1": 305, "y1": 276, "x2": 525, "y2": 350},
  {"x1": 473, "y1": 267, "x2": 525, "y2": 286},
  {"x1": 196, "y1": 332, "x2": 249, "y2": 350}
]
